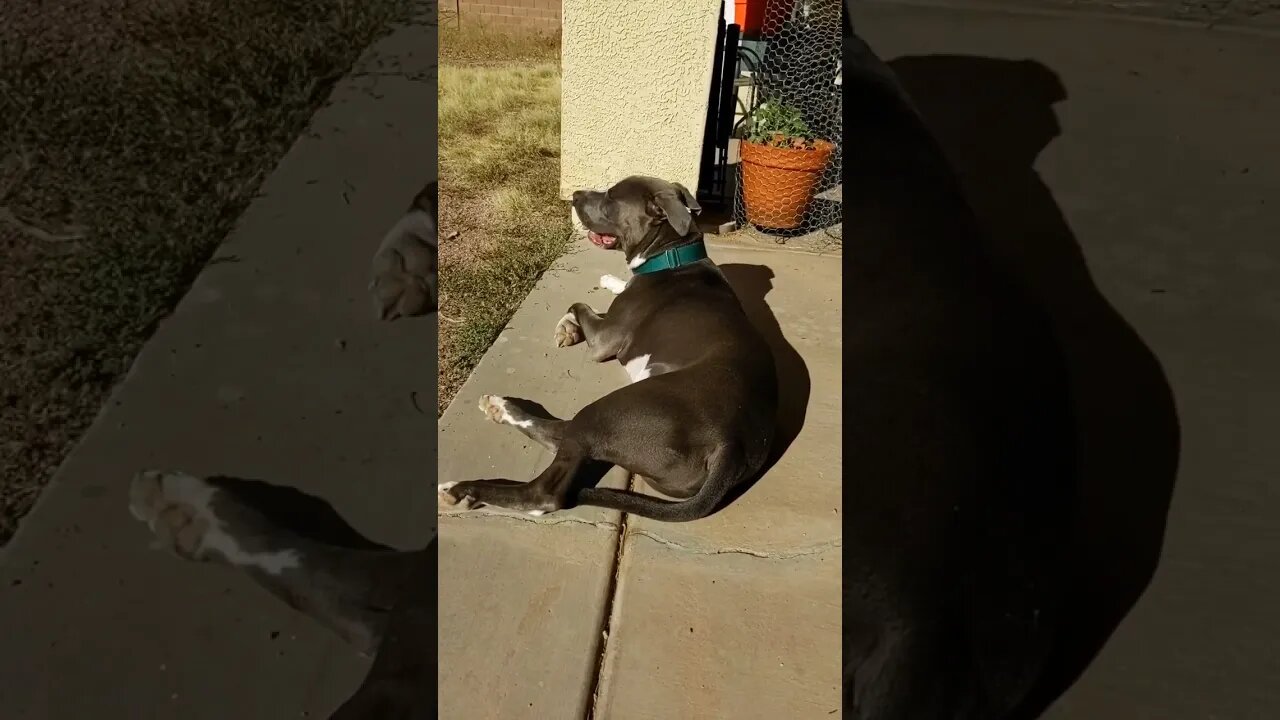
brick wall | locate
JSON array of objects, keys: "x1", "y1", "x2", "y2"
[{"x1": 454, "y1": 0, "x2": 561, "y2": 32}]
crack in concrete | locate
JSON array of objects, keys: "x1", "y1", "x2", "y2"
[
  {"x1": 438, "y1": 510, "x2": 841, "y2": 558},
  {"x1": 626, "y1": 529, "x2": 842, "y2": 560},
  {"x1": 438, "y1": 510, "x2": 619, "y2": 531}
]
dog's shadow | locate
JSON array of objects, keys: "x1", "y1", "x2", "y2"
[
  {"x1": 887, "y1": 55, "x2": 1182, "y2": 715},
  {"x1": 720, "y1": 262, "x2": 812, "y2": 504}
]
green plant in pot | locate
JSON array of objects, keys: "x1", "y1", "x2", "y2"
[{"x1": 739, "y1": 99, "x2": 834, "y2": 230}]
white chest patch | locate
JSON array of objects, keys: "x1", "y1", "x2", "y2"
[
  {"x1": 628, "y1": 255, "x2": 646, "y2": 269},
  {"x1": 623, "y1": 354, "x2": 652, "y2": 383}
]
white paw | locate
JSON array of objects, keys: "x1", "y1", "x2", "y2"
[
  {"x1": 479, "y1": 394, "x2": 533, "y2": 429},
  {"x1": 129, "y1": 470, "x2": 209, "y2": 544},
  {"x1": 478, "y1": 395, "x2": 512, "y2": 424},
  {"x1": 554, "y1": 312, "x2": 582, "y2": 348},
  {"x1": 600, "y1": 274, "x2": 627, "y2": 295},
  {"x1": 438, "y1": 481, "x2": 482, "y2": 511}
]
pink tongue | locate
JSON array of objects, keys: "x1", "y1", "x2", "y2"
[{"x1": 588, "y1": 231, "x2": 617, "y2": 248}]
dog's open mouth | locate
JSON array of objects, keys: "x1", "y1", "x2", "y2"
[{"x1": 587, "y1": 231, "x2": 617, "y2": 249}]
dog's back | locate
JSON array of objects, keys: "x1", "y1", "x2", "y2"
[{"x1": 844, "y1": 32, "x2": 1074, "y2": 719}]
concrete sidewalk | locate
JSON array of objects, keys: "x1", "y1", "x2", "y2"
[
  {"x1": 858, "y1": 2, "x2": 1280, "y2": 717},
  {"x1": 436, "y1": 240, "x2": 843, "y2": 719},
  {"x1": 0, "y1": 19, "x2": 435, "y2": 719}
]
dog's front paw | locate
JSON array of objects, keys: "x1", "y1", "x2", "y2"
[
  {"x1": 554, "y1": 312, "x2": 582, "y2": 348},
  {"x1": 369, "y1": 203, "x2": 438, "y2": 321},
  {"x1": 600, "y1": 274, "x2": 627, "y2": 295}
]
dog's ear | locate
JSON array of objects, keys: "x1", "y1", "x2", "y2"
[
  {"x1": 650, "y1": 186, "x2": 699, "y2": 236},
  {"x1": 671, "y1": 182, "x2": 701, "y2": 215}
]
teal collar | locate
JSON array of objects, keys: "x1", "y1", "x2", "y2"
[{"x1": 631, "y1": 241, "x2": 709, "y2": 275}]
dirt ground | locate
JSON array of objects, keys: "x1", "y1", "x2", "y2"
[{"x1": 0, "y1": 0, "x2": 421, "y2": 545}]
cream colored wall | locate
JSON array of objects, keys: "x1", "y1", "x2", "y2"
[{"x1": 559, "y1": 0, "x2": 722, "y2": 199}]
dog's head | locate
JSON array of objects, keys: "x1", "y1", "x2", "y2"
[{"x1": 570, "y1": 175, "x2": 702, "y2": 264}]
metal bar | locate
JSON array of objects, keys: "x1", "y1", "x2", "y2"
[
  {"x1": 712, "y1": 22, "x2": 741, "y2": 202},
  {"x1": 698, "y1": 2, "x2": 728, "y2": 205}
]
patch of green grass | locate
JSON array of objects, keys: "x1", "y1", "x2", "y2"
[
  {"x1": 442, "y1": 222, "x2": 571, "y2": 379},
  {"x1": 0, "y1": 0, "x2": 420, "y2": 544},
  {"x1": 437, "y1": 58, "x2": 571, "y2": 413}
]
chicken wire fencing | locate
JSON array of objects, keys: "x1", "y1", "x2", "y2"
[{"x1": 732, "y1": 0, "x2": 842, "y2": 241}]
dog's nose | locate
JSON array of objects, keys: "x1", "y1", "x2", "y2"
[{"x1": 571, "y1": 190, "x2": 585, "y2": 203}]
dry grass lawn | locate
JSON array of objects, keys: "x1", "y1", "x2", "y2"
[
  {"x1": 0, "y1": 0, "x2": 421, "y2": 545},
  {"x1": 437, "y1": 23, "x2": 570, "y2": 413}
]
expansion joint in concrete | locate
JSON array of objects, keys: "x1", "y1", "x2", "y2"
[{"x1": 585, "y1": 509, "x2": 628, "y2": 720}]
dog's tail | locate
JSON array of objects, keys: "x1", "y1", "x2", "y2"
[
  {"x1": 575, "y1": 446, "x2": 739, "y2": 523},
  {"x1": 576, "y1": 486, "x2": 720, "y2": 523}
]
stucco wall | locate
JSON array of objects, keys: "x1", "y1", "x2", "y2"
[{"x1": 559, "y1": 1, "x2": 722, "y2": 199}]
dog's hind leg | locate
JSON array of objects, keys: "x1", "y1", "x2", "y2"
[
  {"x1": 129, "y1": 470, "x2": 421, "y2": 655},
  {"x1": 477, "y1": 394, "x2": 566, "y2": 451},
  {"x1": 439, "y1": 446, "x2": 586, "y2": 516}
]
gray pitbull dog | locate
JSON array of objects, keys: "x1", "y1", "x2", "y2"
[{"x1": 439, "y1": 175, "x2": 778, "y2": 522}]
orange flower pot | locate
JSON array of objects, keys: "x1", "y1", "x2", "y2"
[
  {"x1": 734, "y1": 0, "x2": 796, "y2": 38},
  {"x1": 740, "y1": 138, "x2": 835, "y2": 230}
]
